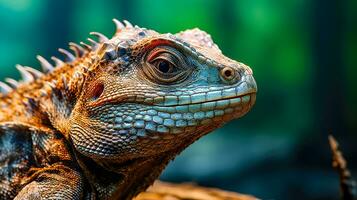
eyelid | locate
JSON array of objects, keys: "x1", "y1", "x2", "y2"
[
  {"x1": 146, "y1": 48, "x2": 167, "y2": 62},
  {"x1": 150, "y1": 53, "x2": 178, "y2": 68},
  {"x1": 147, "y1": 46, "x2": 184, "y2": 63}
]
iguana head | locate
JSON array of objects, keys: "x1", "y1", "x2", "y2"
[
  {"x1": 69, "y1": 20, "x2": 257, "y2": 162},
  {"x1": 54, "y1": 21, "x2": 258, "y2": 198}
]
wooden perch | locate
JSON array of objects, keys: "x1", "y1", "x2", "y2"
[
  {"x1": 135, "y1": 181, "x2": 259, "y2": 200},
  {"x1": 329, "y1": 135, "x2": 356, "y2": 200}
]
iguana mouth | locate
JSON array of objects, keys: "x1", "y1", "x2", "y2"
[
  {"x1": 160, "y1": 91, "x2": 256, "y2": 107},
  {"x1": 89, "y1": 74, "x2": 257, "y2": 109},
  {"x1": 89, "y1": 90, "x2": 256, "y2": 109}
]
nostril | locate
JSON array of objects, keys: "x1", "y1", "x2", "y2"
[
  {"x1": 89, "y1": 82, "x2": 104, "y2": 101},
  {"x1": 220, "y1": 67, "x2": 239, "y2": 83}
]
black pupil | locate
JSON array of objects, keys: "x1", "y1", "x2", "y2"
[
  {"x1": 224, "y1": 70, "x2": 232, "y2": 77},
  {"x1": 158, "y1": 61, "x2": 171, "y2": 73}
]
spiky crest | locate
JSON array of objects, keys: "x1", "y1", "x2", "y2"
[{"x1": 0, "y1": 19, "x2": 149, "y2": 97}]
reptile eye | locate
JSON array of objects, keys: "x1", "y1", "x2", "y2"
[
  {"x1": 153, "y1": 59, "x2": 175, "y2": 73},
  {"x1": 144, "y1": 46, "x2": 190, "y2": 84}
]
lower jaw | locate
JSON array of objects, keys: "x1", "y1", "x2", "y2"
[
  {"x1": 202, "y1": 94, "x2": 255, "y2": 125},
  {"x1": 140, "y1": 94, "x2": 255, "y2": 155},
  {"x1": 148, "y1": 93, "x2": 256, "y2": 130},
  {"x1": 90, "y1": 93, "x2": 256, "y2": 137}
]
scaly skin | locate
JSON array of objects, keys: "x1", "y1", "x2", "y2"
[{"x1": 0, "y1": 19, "x2": 257, "y2": 199}]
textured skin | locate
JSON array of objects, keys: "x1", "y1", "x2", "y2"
[{"x1": 0, "y1": 19, "x2": 257, "y2": 199}]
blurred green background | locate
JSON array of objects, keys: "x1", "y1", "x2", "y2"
[{"x1": 0, "y1": 0, "x2": 356, "y2": 199}]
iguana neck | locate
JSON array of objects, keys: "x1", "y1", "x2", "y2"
[
  {"x1": 74, "y1": 148, "x2": 172, "y2": 200},
  {"x1": 74, "y1": 130, "x2": 205, "y2": 200}
]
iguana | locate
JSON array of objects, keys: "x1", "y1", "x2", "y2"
[{"x1": 0, "y1": 19, "x2": 257, "y2": 200}]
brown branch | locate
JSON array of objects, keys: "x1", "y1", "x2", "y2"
[
  {"x1": 135, "y1": 181, "x2": 259, "y2": 200},
  {"x1": 329, "y1": 135, "x2": 356, "y2": 200}
]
